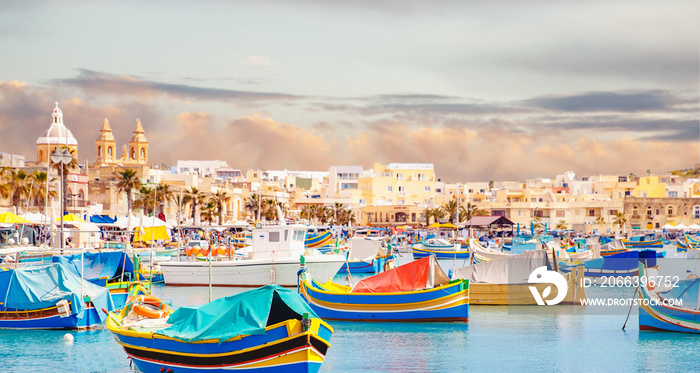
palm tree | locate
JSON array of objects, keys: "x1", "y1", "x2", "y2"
[
  {"x1": 51, "y1": 147, "x2": 78, "y2": 214},
  {"x1": 594, "y1": 216, "x2": 605, "y2": 225},
  {"x1": 261, "y1": 198, "x2": 277, "y2": 221},
  {"x1": 333, "y1": 202, "x2": 345, "y2": 225},
  {"x1": 441, "y1": 200, "x2": 459, "y2": 225},
  {"x1": 173, "y1": 190, "x2": 186, "y2": 225},
  {"x1": 463, "y1": 202, "x2": 486, "y2": 222},
  {"x1": 134, "y1": 186, "x2": 155, "y2": 215},
  {"x1": 211, "y1": 190, "x2": 231, "y2": 225},
  {"x1": 30, "y1": 171, "x2": 56, "y2": 210},
  {"x1": 200, "y1": 201, "x2": 216, "y2": 225},
  {"x1": 556, "y1": 220, "x2": 568, "y2": 230},
  {"x1": 115, "y1": 169, "x2": 141, "y2": 214},
  {"x1": 183, "y1": 187, "x2": 205, "y2": 222},
  {"x1": 4, "y1": 169, "x2": 31, "y2": 210},
  {"x1": 245, "y1": 193, "x2": 262, "y2": 220},
  {"x1": 431, "y1": 207, "x2": 445, "y2": 224},
  {"x1": 613, "y1": 212, "x2": 627, "y2": 231},
  {"x1": 155, "y1": 182, "x2": 174, "y2": 217}
]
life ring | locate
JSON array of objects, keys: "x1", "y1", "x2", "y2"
[{"x1": 131, "y1": 295, "x2": 170, "y2": 319}]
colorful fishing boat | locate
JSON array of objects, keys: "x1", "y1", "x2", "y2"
[
  {"x1": 53, "y1": 251, "x2": 147, "y2": 307},
  {"x1": 107, "y1": 285, "x2": 333, "y2": 373},
  {"x1": 0, "y1": 263, "x2": 115, "y2": 329},
  {"x1": 413, "y1": 238, "x2": 470, "y2": 259},
  {"x1": 599, "y1": 239, "x2": 628, "y2": 256},
  {"x1": 638, "y1": 263, "x2": 700, "y2": 333},
  {"x1": 622, "y1": 235, "x2": 663, "y2": 249},
  {"x1": 298, "y1": 255, "x2": 469, "y2": 322},
  {"x1": 160, "y1": 225, "x2": 345, "y2": 287},
  {"x1": 677, "y1": 239, "x2": 688, "y2": 252},
  {"x1": 451, "y1": 250, "x2": 587, "y2": 305},
  {"x1": 337, "y1": 238, "x2": 396, "y2": 274},
  {"x1": 305, "y1": 230, "x2": 333, "y2": 249},
  {"x1": 560, "y1": 250, "x2": 656, "y2": 277}
]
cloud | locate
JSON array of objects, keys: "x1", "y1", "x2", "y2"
[
  {"x1": 55, "y1": 69, "x2": 299, "y2": 102},
  {"x1": 526, "y1": 91, "x2": 673, "y2": 112},
  {"x1": 1, "y1": 80, "x2": 697, "y2": 183}
]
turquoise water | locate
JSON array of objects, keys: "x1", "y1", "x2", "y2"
[{"x1": 2, "y1": 244, "x2": 699, "y2": 372}]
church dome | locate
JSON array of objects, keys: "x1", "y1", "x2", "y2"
[{"x1": 36, "y1": 102, "x2": 78, "y2": 146}]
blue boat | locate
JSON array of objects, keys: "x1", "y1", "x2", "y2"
[
  {"x1": 107, "y1": 285, "x2": 333, "y2": 373},
  {"x1": 0, "y1": 263, "x2": 115, "y2": 329},
  {"x1": 638, "y1": 263, "x2": 700, "y2": 333},
  {"x1": 337, "y1": 238, "x2": 397, "y2": 274},
  {"x1": 561, "y1": 250, "x2": 656, "y2": 277},
  {"x1": 53, "y1": 251, "x2": 146, "y2": 307},
  {"x1": 622, "y1": 235, "x2": 663, "y2": 248},
  {"x1": 413, "y1": 238, "x2": 470, "y2": 259},
  {"x1": 298, "y1": 255, "x2": 469, "y2": 322}
]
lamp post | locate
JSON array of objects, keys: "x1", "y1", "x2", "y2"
[{"x1": 50, "y1": 147, "x2": 73, "y2": 254}]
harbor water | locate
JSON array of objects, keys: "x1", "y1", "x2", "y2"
[{"x1": 2, "y1": 243, "x2": 699, "y2": 372}]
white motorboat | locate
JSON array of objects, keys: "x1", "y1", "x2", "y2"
[{"x1": 160, "y1": 225, "x2": 346, "y2": 287}]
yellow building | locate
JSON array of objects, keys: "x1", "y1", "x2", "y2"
[
  {"x1": 358, "y1": 163, "x2": 436, "y2": 206},
  {"x1": 36, "y1": 102, "x2": 78, "y2": 164},
  {"x1": 633, "y1": 176, "x2": 666, "y2": 198}
]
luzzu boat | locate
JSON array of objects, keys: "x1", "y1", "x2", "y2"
[
  {"x1": 298, "y1": 255, "x2": 469, "y2": 322},
  {"x1": 0, "y1": 263, "x2": 115, "y2": 329},
  {"x1": 622, "y1": 235, "x2": 663, "y2": 249},
  {"x1": 638, "y1": 263, "x2": 700, "y2": 333},
  {"x1": 107, "y1": 285, "x2": 333, "y2": 373},
  {"x1": 305, "y1": 230, "x2": 333, "y2": 249},
  {"x1": 53, "y1": 251, "x2": 147, "y2": 307},
  {"x1": 451, "y1": 250, "x2": 587, "y2": 305},
  {"x1": 413, "y1": 238, "x2": 470, "y2": 259},
  {"x1": 337, "y1": 238, "x2": 396, "y2": 274}
]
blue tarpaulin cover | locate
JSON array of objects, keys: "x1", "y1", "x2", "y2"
[
  {"x1": 0, "y1": 263, "x2": 115, "y2": 322},
  {"x1": 53, "y1": 252, "x2": 134, "y2": 285},
  {"x1": 89, "y1": 215, "x2": 116, "y2": 224},
  {"x1": 157, "y1": 285, "x2": 318, "y2": 343}
]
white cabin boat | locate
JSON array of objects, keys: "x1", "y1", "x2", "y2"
[{"x1": 160, "y1": 225, "x2": 345, "y2": 287}]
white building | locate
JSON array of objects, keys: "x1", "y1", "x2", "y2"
[
  {"x1": 327, "y1": 165, "x2": 363, "y2": 197},
  {"x1": 176, "y1": 160, "x2": 229, "y2": 177}
]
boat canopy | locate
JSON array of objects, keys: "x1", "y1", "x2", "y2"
[
  {"x1": 659, "y1": 278, "x2": 700, "y2": 307},
  {"x1": 157, "y1": 285, "x2": 318, "y2": 343},
  {"x1": 452, "y1": 250, "x2": 550, "y2": 284},
  {"x1": 0, "y1": 263, "x2": 114, "y2": 321},
  {"x1": 348, "y1": 238, "x2": 384, "y2": 262},
  {"x1": 351, "y1": 255, "x2": 450, "y2": 293},
  {"x1": 53, "y1": 251, "x2": 135, "y2": 285}
]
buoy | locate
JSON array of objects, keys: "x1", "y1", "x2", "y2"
[{"x1": 63, "y1": 333, "x2": 74, "y2": 341}]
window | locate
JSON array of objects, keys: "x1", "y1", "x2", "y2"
[
  {"x1": 425, "y1": 187, "x2": 431, "y2": 192},
  {"x1": 388, "y1": 186, "x2": 393, "y2": 192},
  {"x1": 609, "y1": 209, "x2": 618, "y2": 216},
  {"x1": 669, "y1": 191, "x2": 678, "y2": 198},
  {"x1": 655, "y1": 208, "x2": 660, "y2": 216},
  {"x1": 107, "y1": 147, "x2": 112, "y2": 156},
  {"x1": 625, "y1": 191, "x2": 631, "y2": 196},
  {"x1": 667, "y1": 206, "x2": 674, "y2": 217},
  {"x1": 398, "y1": 199, "x2": 405, "y2": 205},
  {"x1": 411, "y1": 213, "x2": 416, "y2": 222},
  {"x1": 397, "y1": 174, "x2": 403, "y2": 181},
  {"x1": 98, "y1": 146, "x2": 102, "y2": 156},
  {"x1": 269, "y1": 232, "x2": 280, "y2": 242},
  {"x1": 618, "y1": 176, "x2": 628, "y2": 182},
  {"x1": 647, "y1": 207, "x2": 653, "y2": 216},
  {"x1": 359, "y1": 199, "x2": 366, "y2": 204},
  {"x1": 556, "y1": 210, "x2": 565, "y2": 218},
  {"x1": 436, "y1": 188, "x2": 442, "y2": 193},
  {"x1": 694, "y1": 206, "x2": 700, "y2": 219},
  {"x1": 539, "y1": 198, "x2": 543, "y2": 202},
  {"x1": 140, "y1": 148, "x2": 146, "y2": 159}
]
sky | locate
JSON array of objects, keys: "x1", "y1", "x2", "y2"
[{"x1": 0, "y1": 0, "x2": 698, "y2": 182}]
